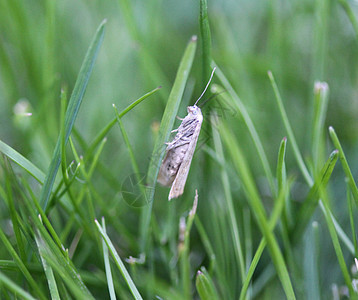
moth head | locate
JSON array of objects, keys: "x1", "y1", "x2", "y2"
[{"x1": 187, "y1": 105, "x2": 199, "y2": 115}]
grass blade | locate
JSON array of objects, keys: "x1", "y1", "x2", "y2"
[
  {"x1": 101, "y1": 218, "x2": 117, "y2": 300},
  {"x1": 212, "y1": 70, "x2": 276, "y2": 195},
  {"x1": 95, "y1": 219, "x2": 143, "y2": 300},
  {"x1": 312, "y1": 82, "x2": 329, "y2": 172},
  {"x1": 211, "y1": 113, "x2": 246, "y2": 283},
  {"x1": 268, "y1": 71, "x2": 312, "y2": 186},
  {"x1": 35, "y1": 230, "x2": 60, "y2": 300},
  {"x1": 40, "y1": 19, "x2": 106, "y2": 210},
  {"x1": 86, "y1": 86, "x2": 161, "y2": 160},
  {"x1": 0, "y1": 140, "x2": 45, "y2": 183},
  {"x1": 0, "y1": 226, "x2": 47, "y2": 300},
  {"x1": 139, "y1": 35, "x2": 197, "y2": 252},
  {"x1": 319, "y1": 192, "x2": 355, "y2": 295},
  {"x1": 329, "y1": 126, "x2": 358, "y2": 205},
  {"x1": 199, "y1": 0, "x2": 212, "y2": 86},
  {"x1": 196, "y1": 268, "x2": 219, "y2": 300}
]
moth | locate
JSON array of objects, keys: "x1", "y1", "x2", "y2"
[{"x1": 158, "y1": 67, "x2": 216, "y2": 200}]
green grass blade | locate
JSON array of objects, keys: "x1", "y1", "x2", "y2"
[
  {"x1": 312, "y1": 82, "x2": 329, "y2": 172},
  {"x1": 276, "y1": 137, "x2": 287, "y2": 192},
  {"x1": 101, "y1": 218, "x2": 117, "y2": 300},
  {"x1": 338, "y1": 0, "x2": 358, "y2": 40},
  {"x1": 179, "y1": 190, "x2": 199, "y2": 299},
  {"x1": 0, "y1": 226, "x2": 47, "y2": 300},
  {"x1": 219, "y1": 122, "x2": 296, "y2": 300},
  {"x1": 112, "y1": 104, "x2": 145, "y2": 204},
  {"x1": 240, "y1": 175, "x2": 292, "y2": 300},
  {"x1": 139, "y1": 36, "x2": 197, "y2": 252},
  {"x1": 268, "y1": 73, "x2": 354, "y2": 253},
  {"x1": 196, "y1": 268, "x2": 220, "y2": 300},
  {"x1": 329, "y1": 126, "x2": 358, "y2": 205},
  {"x1": 0, "y1": 271, "x2": 37, "y2": 300},
  {"x1": 293, "y1": 150, "x2": 339, "y2": 240},
  {"x1": 312, "y1": 0, "x2": 329, "y2": 81},
  {"x1": 35, "y1": 230, "x2": 60, "y2": 300},
  {"x1": 3, "y1": 159, "x2": 26, "y2": 261},
  {"x1": 268, "y1": 71, "x2": 313, "y2": 186},
  {"x1": 211, "y1": 113, "x2": 246, "y2": 283},
  {"x1": 0, "y1": 140, "x2": 45, "y2": 183},
  {"x1": 199, "y1": 0, "x2": 212, "y2": 86},
  {"x1": 95, "y1": 219, "x2": 143, "y2": 300},
  {"x1": 40, "y1": 19, "x2": 106, "y2": 210},
  {"x1": 86, "y1": 86, "x2": 161, "y2": 160},
  {"x1": 319, "y1": 192, "x2": 355, "y2": 295},
  {"x1": 348, "y1": 186, "x2": 358, "y2": 256},
  {"x1": 212, "y1": 71, "x2": 276, "y2": 195}
]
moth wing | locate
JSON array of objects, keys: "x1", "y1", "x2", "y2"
[
  {"x1": 168, "y1": 120, "x2": 202, "y2": 201},
  {"x1": 158, "y1": 143, "x2": 189, "y2": 187},
  {"x1": 157, "y1": 151, "x2": 174, "y2": 186}
]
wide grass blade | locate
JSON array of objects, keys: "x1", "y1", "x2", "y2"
[
  {"x1": 95, "y1": 219, "x2": 143, "y2": 300},
  {"x1": 40, "y1": 19, "x2": 106, "y2": 210},
  {"x1": 139, "y1": 36, "x2": 197, "y2": 252}
]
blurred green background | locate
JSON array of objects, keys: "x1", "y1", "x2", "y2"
[{"x1": 1, "y1": 0, "x2": 358, "y2": 299}]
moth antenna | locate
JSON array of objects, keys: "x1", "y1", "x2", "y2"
[{"x1": 194, "y1": 67, "x2": 216, "y2": 106}]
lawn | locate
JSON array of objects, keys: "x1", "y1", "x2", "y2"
[{"x1": 1, "y1": 0, "x2": 358, "y2": 299}]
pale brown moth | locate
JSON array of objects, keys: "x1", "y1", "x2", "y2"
[{"x1": 158, "y1": 67, "x2": 216, "y2": 200}]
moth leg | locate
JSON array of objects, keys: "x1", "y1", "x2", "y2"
[
  {"x1": 171, "y1": 128, "x2": 178, "y2": 133},
  {"x1": 176, "y1": 116, "x2": 184, "y2": 121}
]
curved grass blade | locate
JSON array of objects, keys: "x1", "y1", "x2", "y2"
[
  {"x1": 0, "y1": 140, "x2": 45, "y2": 183},
  {"x1": 139, "y1": 36, "x2": 197, "y2": 252},
  {"x1": 40, "y1": 19, "x2": 106, "y2": 210},
  {"x1": 95, "y1": 219, "x2": 143, "y2": 300},
  {"x1": 86, "y1": 86, "x2": 161, "y2": 159}
]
